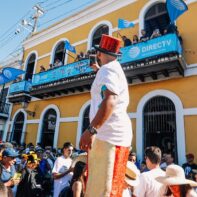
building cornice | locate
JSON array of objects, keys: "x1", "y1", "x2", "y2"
[{"x1": 23, "y1": 0, "x2": 137, "y2": 50}]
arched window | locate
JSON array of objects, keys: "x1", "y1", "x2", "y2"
[
  {"x1": 82, "y1": 105, "x2": 90, "y2": 133},
  {"x1": 144, "y1": 3, "x2": 170, "y2": 37},
  {"x1": 53, "y1": 41, "x2": 65, "y2": 65},
  {"x1": 92, "y1": 25, "x2": 109, "y2": 47},
  {"x1": 41, "y1": 109, "x2": 57, "y2": 148},
  {"x1": 143, "y1": 96, "x2": 178, "y2": 162},
  {"x1": 12, "y1": 112, "x2": 24, "y2": 144},
  {"x1": 25, "y1": 53, "x2": 36, "y2": 81}
]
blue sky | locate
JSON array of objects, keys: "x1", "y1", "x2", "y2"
[{"x1": 0, "y1": 0, "x2": 99, "y2": 64}]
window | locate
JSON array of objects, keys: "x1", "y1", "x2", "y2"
[
  {"x1": 92, "y1": 25, "x2": 109, "y2": 47},
  {"x1": 53, "y1": 41, "x2": 65, "y2": 64},
  {"x1": 82, "y1": 105, "x2": 90, "y2": 133},
  {"x1": 144, "y1": 3, "x2": 170, "y2": 37},
  {"x1": 25, "y1": 53, "x2": 36, "y2": 81},
  {"x1": 41, "y1": 109, "x2": 57, "y2": 148},
  {"x1": 143, "y1": 96, "x2": 178, "y2": 162},
  {"x1": 12, "y1": 112, "x2": 24, "y2": 144}
]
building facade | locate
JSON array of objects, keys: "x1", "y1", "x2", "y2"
[{"x1": 4, "y1": 0, "x2": 197, "y2": 164}]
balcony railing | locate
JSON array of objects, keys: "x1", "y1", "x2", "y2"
[
  {"x1": 31, "y1": 33, "x2": 186, "y2": 98},
  {"x1": 9, "y1": 80, "x2": 32, "y2": 95},
  {"x1": 119, "y1": 33, "x2": 182, "y2": 65},
  {"x1": 32, "y1": 59, "x2": 93, "y2": 86},
  {"x1": 8, "y1": 80, "x2": 32, "y2": 103},
  {"x1": 0, "y1": 102, "x2": 10, "y2": 116}
]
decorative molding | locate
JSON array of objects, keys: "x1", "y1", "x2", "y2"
[
  {"x1": 185, "y1": 64, "x2": 197, "y2": 77},
  {"x1": 50, "y1": 38, "x2": 69, "y2": 65},
  {"x1": 26, "y1": 119, "x2": 40, "y2": 124},
  {"x1": 9, "y1": 109, "x2": 27, "y2": 144},
  {"x1": 76, "y1": 100, "x2": 91, "y2": 149},
  {"x1": 73, "y1": 39, "x2": 88, "y2": 47},
  {"x1": 37, "y1": 53, "x2": 51, "y2": 60},
  {"x1": 87, "y1": 20, "x2": 113, "y2": 50},
  {"x1": 23, "y1": 0, "x2": 137, "y2": 50},
  {"x1": 136, "y1": 89, "x2": 186, "y2": 165},
  {"x1": 60, "y1": 117, "x2": 79, "y2": 122},
  {"x1": 186, "y1": 0, "x2": 197, "y2": 5},
  {"x1": 23, "y1": 51, "x2": 38, "y2": 80},
  {"x1": 184, "y1": 108, "x2": 197, "y2": 116},
  {"x1": 36, "y1": 104, "x2": 60, "y2": 148}
]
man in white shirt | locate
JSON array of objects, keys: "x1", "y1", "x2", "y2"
[
  {"x1": 52, "y1": 142, "x2": 73, "y2": 197},
  {"x1": 80, "y1": 34, "x2": 132, "y2": 197},
  {"x1": 134, "y1": 146, "x2": 165, "y2": 197}
]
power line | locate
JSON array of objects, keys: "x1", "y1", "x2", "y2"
[
  {"x1": 39, "y1": 0, "x2": 96, "y2": 27},
  {"x1": 46, "y1": 0, "x2": 72, "y2": 11}
]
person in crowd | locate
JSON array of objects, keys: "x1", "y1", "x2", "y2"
[
  {"x1": 160, "y1": 153, "x2": 168, "y2": 170},
  {"x1": 16, "y1": 153, "x2": 43, "y2": 197},
  {"x1": 163, "y1": 29, "x2": 168, "y2": 35},
  {"x1": 75, "y1": 51, "x2": 86, "y2": 62},
  {"x1": 49, "y1": 63, "x2": 53, "y2": 69},
  {"x1": 165, "y1": 153, "x2": 175, "y2": 167},
  {"x1": 193, "y1": 170, "x2": 197, "y2": 193},
  {"x1": 132, "y1": 35, "x2": 139, "y2": 44},
  {"x1": 39, "y1": 65, "x2": 46, "y2": 72},
  {"x1": 182, "y1": 153, "x2": 197, "y2": 179},
  {"x1": 133, "y1": 146, "x2": 165, "y2": 197},
  {"x1": 150, "y1": 28, "x2": 161, "y2": 39},
  {"x1": 156, "y1": 164, "x2": 197, "y2": 197},
  {"x1": 0, "y1": 181, "x2": 8, "y2": 197},
  {"x1": 128, "y1": 151, "x2": 140, "y2": 170},
  {"x1": 54, "y1": 59, "x2": 63, "y2": 67},
  {"x1": 123, "y1": 161, "x2": 140, "y2": 197},
  {"x1": 80, "y1": 34, "x2": 132, "y2": 197},
  {"x1": 52, "y1": 142, "x2": 73, "y2": 197},
  {"x1": 140, "y1": 161, "x2": 149, "y2": 173},
  {"x1": 122, "y1": 35, "x2": 132, "y2": 47},
  {"x1": 71, "y1": 161, "x2": 87, "y2": 197},
  {"x1": 0, "y1": 148, "x2": 20, "y2": 197},
  {"x1": 140, "y1": 29, "x2": 149, "y2": 42}
]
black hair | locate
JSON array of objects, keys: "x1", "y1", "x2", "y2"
[
  {"x1": 70, "y1": 161, "x2": 86, "y2": 187},
  {"x1": 165, "y1": 184, "x2": 192, "y2": 197},
  {"x1": 63, "y1": 142, "x2": 73, "y2": 149},
  {"x1": 145, "y1": 146, "x2": 161, "y2": 164}
]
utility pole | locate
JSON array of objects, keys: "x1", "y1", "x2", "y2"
[{"x1": 32, "y1": 4, "x2": 45, "y2": 33}]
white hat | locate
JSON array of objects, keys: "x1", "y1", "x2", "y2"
[
  {"x1": 156, "y1": 164, "x2": 197, "y2": 187},
  {"x1": 71, "y1": 152, "x2": 87, "y2": 168},
  {"x1": 125, "y1": 161, "x2": 140, "y2": 187}
]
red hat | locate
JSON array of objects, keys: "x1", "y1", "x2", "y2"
[
  {"x1": 94, "y1": 34, "x2": 122, "y2": 57},
  {"x1": 186, "y1": 153, "x2": 194, "y2": 159}
]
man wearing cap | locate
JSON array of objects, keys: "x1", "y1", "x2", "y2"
[
  {"x1": 0, "y1": 148, "x2": 20, "y2": 197},
  {"x1": 80, "y1": 34, "x2": 132, "y2": 197},
  {"x1": 182, "y1": 153, "x2": 197, "y2": 179}
]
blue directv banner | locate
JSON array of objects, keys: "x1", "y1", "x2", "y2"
[
  {"x1": 119, "y1": 34, "x2": 182, "y2": 64},
  {"x1": 9, "y1": 80, "x2": 32, "y2": 94},
  {"x1": 32, "y1": 59, "x2": 93, "y2": 86}
]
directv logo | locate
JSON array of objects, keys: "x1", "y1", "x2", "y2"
[
  {"x1": 129, "y1": 46, "x2": 140, "y2": 58},
  {"x1": 170, "y1": 0, "x2": 185, "y2": 11}
]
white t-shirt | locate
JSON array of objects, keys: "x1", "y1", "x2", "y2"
[
  {"x1": 133, "y1": 168, "x2": 165, "y2": 197},
  {"x1": 52, "y1": 156, "x2": 73, "y2": 197},
  {"x1": 90, "y1": 60, "x2": 132, "y2": 147}
]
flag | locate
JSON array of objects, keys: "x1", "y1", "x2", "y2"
[
  {"x1": 118, "y1": 19, "x2": 135, "y2": 29},
  {"x1": 166, "y1": 0, "x2": 188, "y2": 23},
  {"x1": 65, "y1": 40, "x2": 76, "y2": 54}
]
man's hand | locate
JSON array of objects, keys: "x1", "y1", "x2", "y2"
[
  {"x1": 90, "y1": 62, "x2": 100, "y2": 72},
  {"x1": 79, "y1": 130, "x2": 96, "y2": 151}
]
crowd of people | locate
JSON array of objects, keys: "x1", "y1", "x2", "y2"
[
  {"x1": 120, "y1": 24, "x2": 182, "y2": 47},
  {"x1": 0, "y1": 140, "x2": 196, "y2": 197}
]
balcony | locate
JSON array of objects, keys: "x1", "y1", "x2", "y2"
[
  {"x1": 30, "y1": 34, "x2": 186, "y2": 99},
  {"x1": 8, "y1": 80, "x2": 32, "y2": 103},
  {"x1": 119, "y1": 33, "x2": 186, "y2": 83},
  {"x1": 30, "y1": 59, "x2": 95, "y2": 98},
  {"x1": 0, "y1": 102, "x2": 10, "y2": 118}
]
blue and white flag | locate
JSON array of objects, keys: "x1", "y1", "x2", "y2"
[
  {"x1": 118, "y1": 19, "x2": 135, "y2": 29},
  {"x1": 166, "y1": 0, "x2": 188, "y2": 23},
  {"x1": 65, "y1": 40, "x2": 76, "y2": 54}
]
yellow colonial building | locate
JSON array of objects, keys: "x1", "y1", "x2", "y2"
[{"x1": 3, "y1": 0, "x2": 197, "y2": 164}]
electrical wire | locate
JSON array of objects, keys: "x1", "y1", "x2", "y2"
[
  {"x1": 46, "y1": 0, "x2": 72, "y2": 11},
  {"x1": 39, "y1": 0, "x2": 96, "y2": 27}
]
